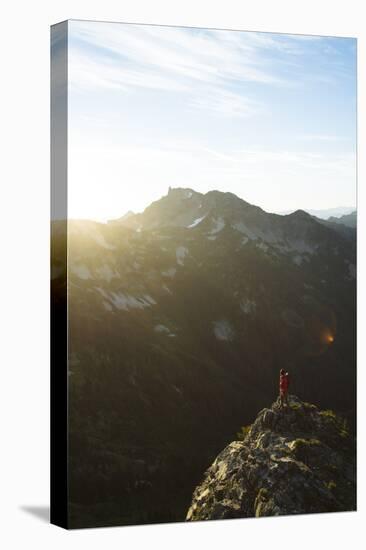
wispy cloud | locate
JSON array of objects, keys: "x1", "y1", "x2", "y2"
[
  {"x1": 68, "y1": 21, "x2": 306, "y2": 119},
  {"x1": 297, "y1": 134, "x2": 347, "y2": 142},
  {"x1": 68, "y1": 50, "x2": 189, "y2": 94},
  {"x1": 69, "y1": 22, "x2": 295, "y2": 89},
  {"x1": 205, "y1": 146, "x2": 355, "y2": 174},
  {"x1": 68, "y1": 22, "x2": 355, "y2": 122},
  {"x1": 189, "y1": 89, "x2": 262, "y2": 118}
]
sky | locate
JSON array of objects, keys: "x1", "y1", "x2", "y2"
[{"x1": 66, "y1": 20, "x2": 357, "y2": 221}]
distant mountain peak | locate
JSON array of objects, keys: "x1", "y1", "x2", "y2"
[
  {"x1": 121, "y1": 210, "x2": 135, "y2": 220},
  {"x1": 279, "y1": 206, "x2": 356, "y2": 220},
  {"x1": 106, "y1": 187, "x2": 356, "y2": 256},
  {"x1": 288, "y1": 209, "x2": 313, "y2": 220},
  {"x1": 167, "y1": 186, "x2": 200, "y2": 199},
  {"x1": 327, "y1": 210, "x2": 357, "y2": 228}
]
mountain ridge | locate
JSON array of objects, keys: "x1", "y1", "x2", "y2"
[
  {"x1": 328, "y1": 210, "x2": 356, "y2": 228},
  {"x1": 51, "y1": 186, "x2": 356, "y2": 527},
  {"x1": 107, "y1": 187, "x2": 355, "y2": 253},
  {"x1": 109, "y1": 189, "x2": 356, "y2": 226},
  {"x1": 278, "y1": 206, "x2": 356, "y2": 219}
]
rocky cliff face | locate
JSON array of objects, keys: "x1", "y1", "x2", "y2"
[{"x1": 186, "y1": 395, "x2": 356, "y2": 521}]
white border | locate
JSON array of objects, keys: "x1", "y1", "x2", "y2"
[{"x1": 1, "y1": 1, "x2": 364, "y2": 548}]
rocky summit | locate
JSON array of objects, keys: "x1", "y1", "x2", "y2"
[{"x1": 186, "y1": 395, "x2": 356, "y2": 521}]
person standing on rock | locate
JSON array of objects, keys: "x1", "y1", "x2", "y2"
[{"x1": 279, "y1": 369, "x2": 290, "y2": 408}]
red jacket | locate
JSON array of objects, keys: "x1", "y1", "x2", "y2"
[{"x1": 280, "y1": 372, "x2": 289, "y2": 392}]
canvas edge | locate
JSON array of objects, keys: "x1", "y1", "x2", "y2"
[{"x1": 50, "y1": 19, "x2": 69, "y2": 530}]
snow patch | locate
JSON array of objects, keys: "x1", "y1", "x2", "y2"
[
  {"x1": 94, "y1": 288, "x2": 156, "y2": 311},
  {"x1": 187, "y1": 215, "x2": 206, "y2": 228},
  {"x1": 70, "y1": 264, "x2": 92, "y2": 280},
  {"x1": 176, "y1": 246, "x2": 189, "y2": 266},
  {"x1": 207, "y1": 235, "x2": 217, "y2": 241},
  {"x1": 162, "y1": 267, "x2": 177, "y2": 278},
  {"x1": 293, "y1": 255, "x2": 304, "y2": 266},
  {"x1": 110, "y1": 293, "x2": 142, "y2": 310},
  {"x1": 291, "y1": 239, "x2": 317, "y2": 254},
  {"x1": 260, "y1": 229, "x2": 280, "y2": 244},
  {"x1": 154, "y1": 324, "x2": 176, "y2": 337},
  {"x1": 240, "y1": 298, "x2": 256, "y2": 314},
  {"x1": 213, "y1": 320, "x2": 235, "y2": 341},
  {"x1": 232, "y1": 222, "x2": 258, "y2": 240},
  {"x1": 93, "y1": 233, "x2": 116, "y2": 250},
  {"x1": 256, "y1": 242, "x2": 269, "y2": 253},
  {"x1": 154, "y1": 324, "x2": 170, "y2": 334},
  {"x1": 209, "y1": 217, "x2": 225, "y2": 235},
  {"x1": 102, "y1": 301, "x2": 113, "y2": 311},
  {"x1": 143, "y1": 295, "x2": 157, "y2": 305},
  {"x1": 96, "y1": 264, "x2": 119, "y2": 282},
  {"x1": 277, "y1": 239, "x2": 317, "y2": 255}
]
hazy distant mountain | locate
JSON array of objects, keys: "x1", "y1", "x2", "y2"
[
  {"x1": 328, "y1": 210, "x2": 357, "y2": 228},
  {"x1": 52, "y1": 187, "x2": 356, "y2": 527},
  {"x1": 117, "y1": 209, "x2": 135, "y2": 221},
  {"x1": 279, "y1": 206, "x2": 356, "y2": 220}
]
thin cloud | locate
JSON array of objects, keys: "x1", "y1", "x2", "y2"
[
  {"x1": 68, "y1": 21, "x2": 302, "y2": 116},
  {"x1": 68, "y1": 50, "x2": 189, "y2": 93},
  {"x1": 297, "y1": 134, "x2": 346, "y2": 142},
  {"x1": 189, "y1": 89, "x2": 262, "y2": 118}
]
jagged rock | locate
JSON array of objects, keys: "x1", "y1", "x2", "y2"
[{"x1": 186, "y1": 395, "x2": 356, "y2": 521}]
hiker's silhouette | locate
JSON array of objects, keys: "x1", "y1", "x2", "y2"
[{"x1": 279, "y1": 369, "x2": 290, "y2": 408}]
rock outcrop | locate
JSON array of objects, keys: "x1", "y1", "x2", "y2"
[{"x1": 186, "y1": 395, "x2": 356, "y2": 521}]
